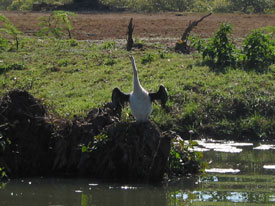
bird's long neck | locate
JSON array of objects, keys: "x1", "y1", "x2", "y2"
[{"x1": 131, "y1": 57, "x2": 142, "y2": 93}]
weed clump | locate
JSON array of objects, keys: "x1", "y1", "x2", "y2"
[
  {"x1": 202, "y1": 23, "x2": 237, "y2": 70},
  {"x1": 141, "y1": 53, "x2": 156, "y2": 64},
  {"x1": 37, "y1": 11, "x2": 75, "y2": 39},
  {"x1": 0, "y1": 63, "x2": 25, "y2": 74},
  {"x1": 169, "y1": 137, "x2": 204, "y2": 177},
  {"x1": 0, "y1": 14, "x2": 22, "y2": 50},
  {"x1": 241, "y1": 30, "x2": 275, "y2": 72}
]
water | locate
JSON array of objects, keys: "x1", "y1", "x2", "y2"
[{"x1": 1, "y1": 140, "x2": 275, "y2": 206}]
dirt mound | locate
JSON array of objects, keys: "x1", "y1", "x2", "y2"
[
  {"x1": 0, "y1": 90, "x2": 54, "y2": 177},
  {"x1": 52, "y1": 102, "x2": 121, "y2": 176},
  {"x1": 86, "y1": 122, "x2": 171, "y2": 182},
  {"x1": 51, "y1": 104, "x2": 171, "y2": 182},
  {"x1": 0, "y1": 90, "x2": 173, "y2": 182}
]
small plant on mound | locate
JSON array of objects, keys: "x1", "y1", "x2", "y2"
[
  {"x1": 169, "y1": 136, "x2": 204, "y2": 177},
  {"x1": 37, "y1": 11, "x2": 75, "y2": 39},
  {"x1": 240, "y1": 30, "x2": 275, "y2": 72},
  {"x1": 201, "y1": 23, "x2": 237, "y2": 70},
  {"x1": 0, "y1": 167, "x2": 7, "y2": 181}
]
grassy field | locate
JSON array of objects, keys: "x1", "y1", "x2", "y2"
[{"x1": 1, "y1": 36, "x2": 274, "y2": 140}]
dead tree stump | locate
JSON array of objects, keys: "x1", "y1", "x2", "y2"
[
  {"x1": 126, "y1": 18, "x2": 134, "y2": 51},
  {"x1": 175, "y1": 13, "x2": 212, "y2": 54},
  {"x1": 126, "y1": 18, "x2": 143, "y2": 51}
]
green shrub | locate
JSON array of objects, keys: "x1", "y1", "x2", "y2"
[
  {"x1": 212, "y1": 0, "x2": 231, "y2": 12},
  {"x1": 0, "y1": 0, "x2": 13, "y2": 10},
  {"x1": 241, "y1": 30, "x2": 275, "y2": 72},
  {"x1": 141, "y1": 53, "x2": 156, "y2": 64},
  {"x1": 193, "y1": 24, "x2": 275, "y2": 72},
  {"x1": 104, "y1": 57, "x2": 116, "y2": 66},
  {"x1": 7, "y1": 0, "x2": 33, "y2": 11},
  {"x1": 0, "y1": 15, "x2": 22, "y2": 50},
  {"x1": 0, "y1": 167, "x2": 7, "y2": 180},
  {"x1": 169, "y1": 137, "x2": 204, "y2": 176},
  {"x1": 0, "y1": 38, "x2": 9, "y2": 51},
  {"x1": 57, "y1": 59, "x2": 69, "y2": 67},
  {"x1": 189, "y1": 35, "x2": 206, "y2": 53},
  {"x1": 37, "y1": 11, "x2": 75, "y2": 39},
  {"x1": 202, "y1": 23, "x2": 237, "y2": 70},
  {"x1": 0, "y1": 62, "x2": 25, "y2": 74},
  {"x1": 68, "y1": 39, "x2": 78, "y2": 47},
  {"x1": 101, "y1": 41, "x2": 116, "y2": 50},
  {"x1": 229, "y1": 0, "x2": 272, "y2": 13}
]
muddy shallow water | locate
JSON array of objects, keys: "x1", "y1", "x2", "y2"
[{"x1": 1, "y1": 140, "x2": 275, "y2": 206}]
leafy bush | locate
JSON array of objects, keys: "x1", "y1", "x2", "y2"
[
  {"x1": 68, "y1": 39, "x2": 78, "y2": 47},
  {"x1": 201, "y1": 23, "x2": 237, "y2": 70},
  {"x1": 0, "y1": 0, "x2": 13, "y2": 10},
  {"x1": 0, "y1": 38, "x2": 9, "y2": 52},
  {"x1": 211, "y1": 0, "x2": 231, "y2": 12},
  {"x1": 0, "y1": 0, "x2": 274, "y2": 13},
  {"x1": 0, "y1": 167, "x2": 7, "y2": 180},
  {"x1": 0, "y1": 62, "x2": 26, "y2": 74},
  {"x1": 229, "y1": 0, "x2": 272, "y2": 13},
  {"x1": 189, "y1": 35, "x2": 206, "y2": 53},
  {"x1": 169, "y1": 137, "x2": 204, "y2": 176},
  {"x1": 0, "y1": 15, "x2": 22, "y2": 50},
  {"x1": 104, "y1": 57, "x2": 116, "y2": 66},
  {"x1": 37, "y1": 11, "x2": 75, "y2": 39},
  {"x1": 8, "y1": 0, "x2": 33, "y2": 11},
  {"x1": 141, "y1": 53, "x2": 156, "y2": 64},
  {"x1": 101, "y1": 0, "x2": 196, "y2": 12},
  {"x1": 241, "y1": 30, "x2": 275, "y2": 72},
  {"x1": 101, "y1": 41, "x2": 116, "y2": 50},
  {"x1": 100, "y1": 0, "x2": 274, "y2": 13},
  {"x1": 193, "y1": 24, "x2": 274, "y2": 72}
]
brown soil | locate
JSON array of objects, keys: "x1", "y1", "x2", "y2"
[{"x1": 1, "y1": 11, "x2": 275, "y2": 41}]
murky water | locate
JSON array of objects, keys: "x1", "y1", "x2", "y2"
[{"x1": 1, "y1": 140, "x2": 275, "y2": 206}]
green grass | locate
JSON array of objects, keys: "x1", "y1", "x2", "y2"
[{"x1": 0, "y1": 37, "x2": 274, "y2": 140}]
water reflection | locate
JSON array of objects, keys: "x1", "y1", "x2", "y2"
[
  {"x1": 2, "y1": 140, "x2": 275, "y2": 206},
  {"x1": 0, "y1": 179, "x2": 169, "y2": 206}
]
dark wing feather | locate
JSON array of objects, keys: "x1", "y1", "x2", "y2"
[
  {"x1": 112, "y1": 87, "x2": 130, "y2": 108},
  {"x1": 149, "y1": 85, "x2": 168, "y2": 108}
]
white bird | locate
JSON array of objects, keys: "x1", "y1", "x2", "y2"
[{"x1": 112, "y1": 56, "x2": 168, "y2": 122}]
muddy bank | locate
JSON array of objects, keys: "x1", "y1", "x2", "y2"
[{"x1": 0, "y1": 90, "x2": 199, "y2": 183}]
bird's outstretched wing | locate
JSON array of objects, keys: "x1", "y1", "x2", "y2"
[
  {"x1": 112, "y1": 87, "x2": 130, "y2": 108},
  {"x1": 149, "y1": 85, "x2": 168, "y2": 108}
]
